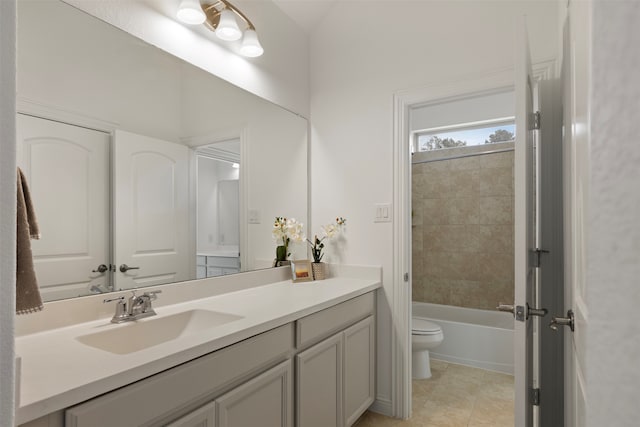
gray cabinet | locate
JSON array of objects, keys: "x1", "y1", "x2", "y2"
[
  {"x1": 343, "y1": 317, "x2": 375, "y2": 426},
  {"x1": 296, "y1": 333, "x2": 343, "y2": 427},
  {"x1": 296, "y1": 316, "x2": 375, "y2": 427},
  {"x1": 60, "y1": 292, "x2": 375, "y2": 427},
  {"x1": 197, "y1": 255, "x2": 240, "y2": 278},
  {"x1": 169, "y1": 360, "x2": 292, "y2": 427},
  {"x1": 166, "y1": 402, "x2": 215, "y2": 427},
  {"x1": 65, "y1": 325, "x2": 293, "y2": 427},
  {"x1": 216, "y1": 360, "x2": 292, "y2": 427},
  {"x1": 295, "y1": 292, "x2": 376, "y2": 427}
]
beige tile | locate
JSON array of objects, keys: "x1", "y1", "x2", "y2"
[
  {"x1": 478, "y1": 196, "x2": 513, "y2": 225},
  {"x1": 421, "y1": 158, "x2": 452, "y2": 173},
  {"x1": 449, "y1": 156, "x2": 480, "y2": 171},
  {"x1": 445, "y1": 198, "x2": 480, "y2": 225},
  {"x1": 355, "y1": 362, "x2": 514, "y2": 427},
  {"x1": 422, "y1": 199, "x2": 449, "y2": 225},
  {"x1": 412, "y1": 200, "x2": 424, "y2": 227},
  {"x1": 478, "y1": 224, "x2": 513, "y2": 254},
  {"x1": 477, "y1": 167, "x2": 513, "y2": 196},
  {"x1": 421, "y1": 279, "x2": 450, "y2": 305},
  {"x1": 479, "y1": 151, "x2": 514, "y2": 169},
  {"x1": 423, "y1": 225, "x2": 479, "y2": 253},
  {"x1": 476, "y1": 252, "x2": 514, "y2": 282},
  {"x1": 412, "y1": 400, "x2": 472, "y2": 427},
  {"x1": 448, "y1": 281, "x2": 486, "y2": 308},
  {"x1": 412, "y1": 230, "x2": 424, "y2": 253},
  {"x1": 420, "y1": 171, "x2": 451, "y2": 198},
  {"x1": 354, "y1": 410, "x2": 404, "y2": 427},
  {"x1": 424, "y1": 251, "x2": 479, "y2": 281},
  {"x1": 469, "y1": 396, "x2": 514, "y2": 427},
  {"x1": 448, "y1": 169, "x2": 477, "y2": 197}
]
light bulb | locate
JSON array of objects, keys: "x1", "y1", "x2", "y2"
[
  {"x1": 240, "y1": 29, "x2": 264, "y2": 57},
  {"x1": 215, "y1": 9, "x2": 242, "y2": 41},
  {"x1": 177, "y1": 0, "x2": 205, "y2": 25}
]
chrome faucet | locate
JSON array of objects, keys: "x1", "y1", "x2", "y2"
[{"x1": 104, "y1": 290, "x2": 162, "y2": 323}]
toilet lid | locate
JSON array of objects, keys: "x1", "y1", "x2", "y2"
[{"x1": 412, "y1": 318, "x2": 441, "y2": 334}]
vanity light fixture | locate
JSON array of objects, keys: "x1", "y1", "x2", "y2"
[{"x1": 177, "y1": 0, "x2": 264, "y2": 57}]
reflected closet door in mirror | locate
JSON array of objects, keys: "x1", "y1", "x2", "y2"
[{"x1": 17, "y1": 114, "x2": 110, "y2": 300}]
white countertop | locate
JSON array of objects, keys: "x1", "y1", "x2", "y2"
[{"x1": 16, "y1": 274, "x2": 380, "y2": 424}]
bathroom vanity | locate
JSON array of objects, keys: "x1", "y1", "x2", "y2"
[{"x1": 16, "y1": 266, "x2": 380, "y2": 427}]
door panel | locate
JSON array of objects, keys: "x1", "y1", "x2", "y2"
[
  {"x1": 514, "y1": 18, "x2": 536, "y2": 427},
  {"x1": 562, "y1": 4, "x2": 590, "y2": 424},
  {"x1": 17, "y1": 114, "x2": 110, "y2": 300},
  {"x1": 537, "y1": 79, "x2": 565, "y2": 427},
  {"x1": 113, "y1": 130, "x2": 190, "y2": 290}
]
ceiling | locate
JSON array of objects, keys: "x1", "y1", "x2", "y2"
[{"x1": 271, "y1": 0, "x2": 338, "y2": 33}]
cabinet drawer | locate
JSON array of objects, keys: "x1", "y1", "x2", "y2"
[
  {"x1": 206, "y1": 256, "x2": 239, "y2": 268},
  {"x1": 65, "y1": 323, "x2": 294, "y2": 427},
  {"x1": 296, "y1": 292, "x2": 374, "y2": 349}
]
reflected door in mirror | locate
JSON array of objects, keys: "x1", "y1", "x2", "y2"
[
  {"x1": 16, "y1": 114, "x2": 110, "y2": 300},
  {"x1": 113, "y1": 130, "x2": 191, "y2": 291}
]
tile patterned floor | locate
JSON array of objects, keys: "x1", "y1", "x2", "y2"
[{"x1": 354, "y1": 360, "x2": 514, "y2": 427}]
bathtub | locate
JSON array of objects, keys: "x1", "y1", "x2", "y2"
[{"x1": 412, "y1": 301, "x2": 514, "y2": 375}]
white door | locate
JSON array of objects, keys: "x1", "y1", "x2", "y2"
[
  {"x1": 113, "y1": 130, "x2": 190, "y2": 290},
  {"x1": 513, "y1": 18, "x2": 537, "y2": 427},
  {"x1": 17, "y1": 114, "x2": 110, "y2": 300},
  {"x1": 561, "y1": 8, "x2": 589, "y2": 426}
]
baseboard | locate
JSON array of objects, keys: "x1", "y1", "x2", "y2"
[{"x1": 368, "y1": 397, "x2": 393, "y2": 417}]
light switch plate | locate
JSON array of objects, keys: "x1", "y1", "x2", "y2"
[
  {"x1": 374, "y1": 203, "x2": 392, "y2": 223},
  {"x1": 248, "y1": 209, "x2": 261, "y2": 224}
]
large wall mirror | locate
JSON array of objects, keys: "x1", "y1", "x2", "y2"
[{"x1": 17, "y1": 0, "x2": 308, "y2": 302}]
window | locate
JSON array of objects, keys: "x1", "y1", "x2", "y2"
[{"x1": 414, "y1": 118, "x2": 516, "y2": 152}]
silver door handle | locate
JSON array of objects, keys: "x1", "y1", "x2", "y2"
[
  {"x1": 92, "y1": 264, "x2": 108, "y2": 273},
  {"x1": 119, "y1": 264, "x2": 140, "y2": 273},
  {"x1": 550, "y1": 310, "x2": 575, "y2": 332},
  {"x1": 497, "y1": 303, "x2": 515, "y2": 314}
]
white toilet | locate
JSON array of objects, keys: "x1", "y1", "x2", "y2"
[{"x1": 412, "y1": 318, "x2": 444, "y2": 379}]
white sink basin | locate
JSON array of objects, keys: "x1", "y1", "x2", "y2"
[{"x1": 76, "y1": 309, "x2": 244, "y2": 354}]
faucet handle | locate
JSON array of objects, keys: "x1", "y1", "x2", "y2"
[
  {"x1": 103, "y1": 296, "x2": 128, "y2": 322},
  {"x1": 144, "y1": 290, "x2": 162, "y2": 300}
]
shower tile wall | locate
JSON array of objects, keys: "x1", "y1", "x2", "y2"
[{"x1": 411, "y1": 143, "x2": 514, "y2": 310}]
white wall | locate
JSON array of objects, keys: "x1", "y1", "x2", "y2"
[
  {"x1": 309, "y1": 0, "x2": 559, "y2": 413},
  {"x1": 587, "y1": 1, "x2": 640, "y2": 424},
  {"x1": 197, "y1": 157, "x2": 239, "y2": 252},
  {"x1": 0, "y1": 1, "x2": 16, "y2": 424},
  {"x1": 64, "y1": 0, "x2": 310, "y2": 118}
]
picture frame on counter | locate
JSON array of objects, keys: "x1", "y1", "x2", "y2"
[{"x1": 291, "y1": 260, "x2": 313, "y2": 283}]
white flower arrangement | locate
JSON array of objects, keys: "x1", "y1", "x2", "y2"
[
  {"x1": 273, "y1": 217, "x2": 305, "y2": 261},
  {"x1": 308, "y1": 217, "x2": 346, "y2": 263}
]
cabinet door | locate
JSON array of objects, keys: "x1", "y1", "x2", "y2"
[
  {"x1": 166, "y1": 402, "x2": 215, "y2": 427},
  {"x1": 216, "y1": 360, "x2": 292, "y2": 427},
  {"x1": 296, "y1": 333, "x2": 343, "y2": 427},
  {"x1": 343, "y1": 316, "x2": 375, "y2": 426}
]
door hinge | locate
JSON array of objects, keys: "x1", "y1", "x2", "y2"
[
  {"x1": 404, "y1": 272, "x2": 409, "y2": 282},
  {"x1": 531, "y1": 248, "x2": 549, "y2": 268},
  {"x1": 530, "y1": 111, "x2": 541, "y2": 130},
  {"x1": 532, "y1": 388, "x2": 540, "y2": 406}
]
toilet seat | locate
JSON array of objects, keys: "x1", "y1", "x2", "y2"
[{"x1": 412, "y1": 318, "x2": 442, "y2": 335}]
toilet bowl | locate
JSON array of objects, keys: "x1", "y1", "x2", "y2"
[{"x1": 412, "y1": 318, "x2": 444, "y2": 379}]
